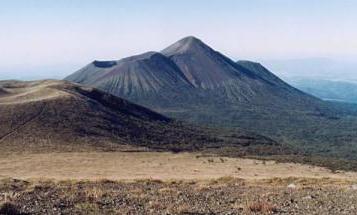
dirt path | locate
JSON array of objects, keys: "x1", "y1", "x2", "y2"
[{"x1": 1, "y1": 152, "x2": 356, "y2": 181}]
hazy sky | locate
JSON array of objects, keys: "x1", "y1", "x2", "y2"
[{"x1": 1, "y1": 0, "x2": 357, "y2": 79}]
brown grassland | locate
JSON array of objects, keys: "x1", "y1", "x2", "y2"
[{"x1": 1, "y1": 152, "x2": 357, "y2": 214}]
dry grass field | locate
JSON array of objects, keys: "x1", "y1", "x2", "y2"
[
  {"x1": 1, "y1": 152, "x2": 357, "y2": 214},
  {"x1": 1, "y1": 152, "x2": 356, "y2": 181}
]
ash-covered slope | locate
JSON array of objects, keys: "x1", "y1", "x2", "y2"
[
  {"x1": 161, "y1": 37, "x2": 289, "y2": 91},
  {"x1": 161, "y1": 36, "x2": 241, "y2": 89},
  {"x1": 160, "y1": 37, "x2": 320, "y2": 109},
  {"x1": 66, "y1": 52, "x2": 196, "y2": 107},
  {"x1": 0, "y1": 80, "x2": 278, "y2": 154}
]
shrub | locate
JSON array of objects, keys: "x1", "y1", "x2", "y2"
[
  {"x1": 0, "y1": 202, "x2": 22, "y2": 215},
  {"x1": 247, "y1": 201, "x2": 277, "y2": 214}
]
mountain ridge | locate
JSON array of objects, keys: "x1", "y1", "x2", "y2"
[
  {"x1": 0, "y1": 80, "x2": 281, "y2": 155},
  {"x1": 66, "y1": 36, "x2": 319, "y2": 108}
]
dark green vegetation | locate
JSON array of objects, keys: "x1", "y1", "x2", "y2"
[
  {"x1": 1, "y1": 178, "x2": 357, "y2": 215},
  {"x1": 0, "y1": 80, "x2": 281, "y2": 156},
  {"x1": 65, "y1": 36, "x2": 357, "y2": 167}
]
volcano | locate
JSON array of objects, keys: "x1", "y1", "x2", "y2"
[{"x1": 65, "y1": 36, "x2": 357, "y2": 160}]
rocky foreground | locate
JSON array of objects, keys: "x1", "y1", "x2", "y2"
[{"x1": 1, "y1": 178, "x2": 357, "y2": 214}]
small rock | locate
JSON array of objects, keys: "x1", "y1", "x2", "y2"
[
  {"x1": 351, "y1": 184, "x2": 357, "y2": 190},
  {"x1": 303, "y1": 195, "x2": 312, "y2": 200},
  {"x1": 287, "y1": 183, "x2": 296, "y2": 189}
]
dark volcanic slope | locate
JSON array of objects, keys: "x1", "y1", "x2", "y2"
[
  {"x1": 161, "y1": 36, "x2": 240, "y2": 89},
  {"x1": 0, "y1": 80, "x2": 277, "y2": 154},
  {"x1": 67, "y1": 37, "x2": 318, "y2": 109},
  {"x1": 65, "y1": 36, "x2": 357, "y2": 160},
  {"x1": 160, "y1": 37, "x2": 321, "y2": 110},
  {"x1": 66, "y1": 52, "x2": 196, "y2": 107}
]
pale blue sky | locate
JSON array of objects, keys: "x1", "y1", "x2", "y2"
[{"x1": 1, "y1": 0, "x2": 357, "y2": 79}]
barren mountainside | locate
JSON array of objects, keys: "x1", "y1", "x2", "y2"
[{"x1": 66, "y1": 36, "x2": 318, "y2": 109}]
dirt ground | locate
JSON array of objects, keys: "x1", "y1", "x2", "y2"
[{"x1": 1, "y1": 152, "x2": 356, "y2": 181}]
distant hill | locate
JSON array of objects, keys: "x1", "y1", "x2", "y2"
[
  {"x1": 285, "y1": 78, "x2": 357, "y2": 104},
  {"x1": 262, "y1": 58, "x2": 357, "y2": 82},
  {"x1": 0, "y1": 80, "x2": 277, "y2": 154},
  {"x1": 65, "y1": 36, "x2": 357, "y2": 161}
]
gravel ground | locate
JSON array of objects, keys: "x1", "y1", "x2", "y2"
[{"x1": 0, "y1": 178, "x2": 357, "y2": 214}]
